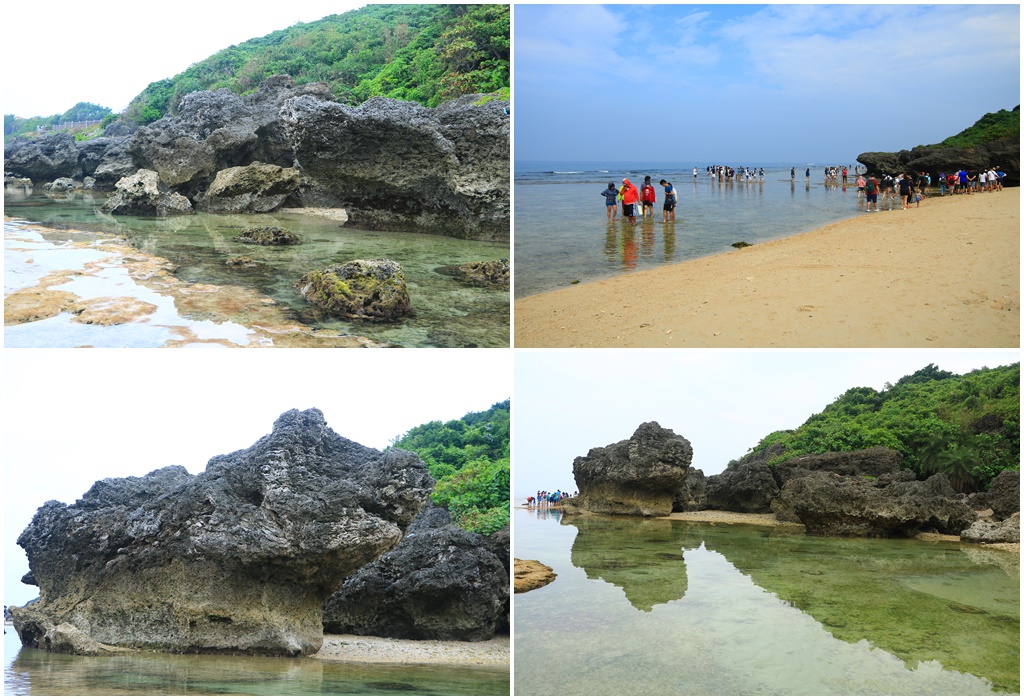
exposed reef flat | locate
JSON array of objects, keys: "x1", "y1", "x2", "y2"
[{"x1": 315, "y1": 633, "x2": 509, "y2": 666}]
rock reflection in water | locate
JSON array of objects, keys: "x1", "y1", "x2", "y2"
[
  {"x1": 519, "y1": 511, "x2": 1019, "y2": 695},
  {"x1": 5, "y1": 644, "x2": 508, "y2": 696},
  {"x1": 565, "y1": 515, "x2": 687, "y2": 611}
]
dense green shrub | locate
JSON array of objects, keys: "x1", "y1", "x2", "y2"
[
  {"x1": 391, "y1": 399, "x2": 510, "y2": 535},
  {"x1": 744, "y1": 363, "x2": 1019, "y2": 492}
]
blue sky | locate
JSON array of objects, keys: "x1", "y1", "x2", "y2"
[{"x1": 514, "y1": 4, "x2": 1020, "y2": 163}]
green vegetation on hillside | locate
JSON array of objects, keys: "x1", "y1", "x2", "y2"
[
  {"x1": 125, "y1": 4, "x2": 509, "y2": 125},
  {"x1": 936, "y1": 106, "x2": 1020, "y2": 149},
  {"x1": 5, "y1": 102, "x2": 112, "y2": 140},
  {"x1": 746, "y1": 363, "x2": 1019, "y2": 492},
  {"x1": 390, "y1": 399, "x2": 510, "y2": 535}
]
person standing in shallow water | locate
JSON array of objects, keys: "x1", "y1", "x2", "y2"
[
  {"x1": 641, "y1": 176, "x2": 657, "y2": 219},
  {"x1": 620, "y1": 178, "x2": 640, "y2": 225},
  {"x1": 659, "y1": 179, "x2": 677, "y2": 222},
  {"x1": 600, "y1": 182, "x2": 619, "y2": 221}
]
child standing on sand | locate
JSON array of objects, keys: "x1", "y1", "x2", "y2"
[{"x1": 600, "y1": 182, "x2": 619, "y2": 221}]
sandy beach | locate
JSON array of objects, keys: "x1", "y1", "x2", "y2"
[
  {"x1": 314, "y1": 634, "x2": 509, "y2": 666},
  {"x1": 514, "y1": 189, "x2": 1019, "y2": 347}
]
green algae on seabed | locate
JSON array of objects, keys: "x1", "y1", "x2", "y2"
[
  {"x1": 4, "y1": 193, "x2": 509, "y2": 347},
  {"x1": 514, "y1": 509, "x2": 1019, "y2": 695}
]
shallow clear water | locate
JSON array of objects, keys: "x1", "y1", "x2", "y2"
[
  {"x1": 3, "y1": 630, "x2": 508, "y2": 695},
  {"x1": 514, "y1": 160, "x2": 875, "y2": 298},
  {"x1": 4, "y1": 192, "x2": 509, "y2": 347},
  {"x1": 513, "y1": 509, "x2": 1020, "y2": 695}
]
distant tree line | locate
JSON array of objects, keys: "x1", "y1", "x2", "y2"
[
  {"x1": 5, "y1": 102, "x2": 112, "y2": 140},
  {"x1": 744, "y1": 363, "x2": 1020, "y2": 493},
  {"x1": 390, "y1": 399, "x2": 510, "y2": 535}
]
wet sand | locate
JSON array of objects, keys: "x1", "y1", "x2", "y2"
[
  {"x1": 661, "y1": 510, "x2": 804, "y2": 527},
  {"x1": 314, "y1": 634, "x2": 509, "y2": 666},
  {"x1": 515, "y1": 189, "x2": 1019, "y2": 347}
]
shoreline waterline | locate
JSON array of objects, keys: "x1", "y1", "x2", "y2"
[{"x1": 514, "y1": 189, "x2": 1019, "y2": 348}]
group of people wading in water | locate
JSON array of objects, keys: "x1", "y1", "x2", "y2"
[{"x1": 601, "y1": 176, "x2": 678, "y2": 225}]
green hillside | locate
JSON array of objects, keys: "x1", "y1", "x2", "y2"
[
  {"x1": 390, "y1": 399, "x2": 510, "y2": 535},
  {"x1": 126, "y1": 4, "x2": 509, "y2": 125},
  {"x1": 936, "y1": 106, "x2": 1020, "y2": 149},
  {"x1": 5, "y1": 102, "x2": 112, "y2": 140},
  {"x1": 745, "y1": 363, "x2": 1019, "y2": 492}
]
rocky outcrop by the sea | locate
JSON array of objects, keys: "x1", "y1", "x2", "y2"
[
  {"x1": 772, "y1": 472, "x2": 976, "y2": 537},
  {"x1": 570, "y1": 422, "x2": 692, "y2": 517},
  {"x1": 281, "y1": 93, "x2": 510, "y2": 240},
  {"x1": 4, "y1": 76, "x2": 509, "y2": 240},
  {"x1": 11, "y1": 408, "x2": 433, "y2": 657},
  {"x1": 322, "y1": 506, "x2": 508, "y2": 641},
  {"x1": 100, "y1": 169, "x2": 193, "y2": 216}
]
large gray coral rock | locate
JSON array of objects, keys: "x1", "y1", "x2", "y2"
[
  {"x1": 572, "y1": 422, "x2": 692, "y2": 516},
  {"x1": 773, "y1": 472, "x2": 976, "y2": 537},
  {"x1": 128, "y1": 75, "x2": 333, "y2": 195},
  {"x1": 281, "y1": 94, "x2": 510, "y2": 240},
  {"x1": 295, "y1": 258, "x2": 412, "y2": 321},
  {"x1": 961, "y1": 512, "x2": 1020, "y2": 544},
  {"x1": 323, "y1": 506, "x2": 509, "y2": 641},
  {"x1": 4, "y1": 132, "x2": 82, "y2": 181},
  {"x1": 11, "y1": 408, "x2": 434, "y2": 657},
  {"x1": 196, "y1": 162, "x2": 300, "y2": 213},
  {"x1": 101, "y1": 169, "x2": 193, "y2": 216}
]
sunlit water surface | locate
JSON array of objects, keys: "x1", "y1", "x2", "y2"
[
  {"x1": 3, "y1": 630, "x2": 508, "y2": 695},
  {"x1": 513, "y1": 508, "x2": 1019, "y2": 695},
  {"x1": 514, "y1": 161, "x2": 884, "y2": 298},
  {"x1": 4, "y1": 192, "x2": 509, "y2": 347}
]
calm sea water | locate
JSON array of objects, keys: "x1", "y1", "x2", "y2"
[
  {"x1": 514, "y1": 160, "x2": 872, "y2": 298},
  {"x1": 4, "y1": 191, "x2": 509, "y2": 347},
  {"x1": 3, "y1": 629, "x2": 508, "y2": 695},
  {"x1": 513, "y1": 508, "x2": 1020, "y2": 695}
]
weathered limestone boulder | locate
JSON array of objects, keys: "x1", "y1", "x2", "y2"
[
  {"x1": 281, "y1": 93, "x2": 510, "y2": 240},
  {"x1": 4, "y1": 132, "x2": 81, "y2": 181},
  {"x1": 101, "y1": 169, "x2": 193, "y2": 216},
  {"x1": 514, "y1": 559, "x2": 556, "y2": 593},
  {"x1": 773, "y1": 472, "x2": 976, "y2": 537},
  {"x1": 572, "y1": 422, "x2": 692, "y2": 516},
  {"x1": 43, "y1": 178, "x2": 76, "y2": 192},
  {"x1": 772, "y1": 446, "x2": 904, "y2": 486},
  {"x1": 438, "y1": 259, "x2": 510, "y2": 289},
  {"x1": 196, "y1": 162, "x2": 301, "y2": 213},
  {"x1": 82, "y1": 137, "x2": 136, "y2": 185},
  {"x1": 984, "y1": 470, "x2": 1020, "y2": 520},
  {"x1": 11, "y1": 408, "x2": 434, "y2": 657},
  {"x1": 323, "y1": 506, "x2": 508, "y2": 641},
  {"x1": 129, "y1": 75, "x2": 333, "y2": 196},
  {"x1": 706, "y1": 461, "x2": 779, "y2": 513},
  {"x1": 295, "y1": 258, "x2": 412, "y2": 321},
  {"x1": 673, "y1": 468, "x2": 707, "y2": 512},
  {"x1": 961, "y1": 512, "x2": 1020, "y2": 544}
]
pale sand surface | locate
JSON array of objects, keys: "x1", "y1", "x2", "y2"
[
  {"x1": 662, "y1": 510, "x2": 803, "y2": 527},
  {"x1": 515, "y1": 190, "x2": 1019, "y2": 347},
  {"x1": 314, "y1": 634, "x2": 509, "y2": 666}
]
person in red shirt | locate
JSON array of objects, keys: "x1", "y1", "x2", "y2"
[
  {"x1": 640, "y1": 176, "x2": 657, "y2": 219},
  {"x1": 620, "y1": 177, "x2": 641, "y2": 225}
]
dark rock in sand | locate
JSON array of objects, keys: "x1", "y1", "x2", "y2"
[
  {"x1": 281, "y1": 94, "x2": 510, "y2": 240},
  {"x1": 857, "y1": 132, "x2": 1019, "y2": 187},
  {"x1": 706, "y1": 461, "x2": 779, "y2": 513},
  {"x1": 980, "y1": 470, "x2": 1020, "y2": 520},
  {"x1": 323, "y1": 506, "x2": 508, "y2": 641},
  {"x1": 572, "y1": 422, "x2": 692, "y2": 517},
  {"x1": 772, "y1": 471, "x2": 976, "y2": 537},
  {"x1": 101, "y1": 169, "x2": 193, "y2": 216},
  {"x1": 295, "y1": 258, "x2": 412, "y2": 321},
  {"x1": 673, "y1": 468, "x2": 707, "y2": 512},
  {"x1": 11, "y1": 408, "x2": 433, "y2": 656}
]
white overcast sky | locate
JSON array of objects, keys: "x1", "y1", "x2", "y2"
[
  {"x1": 514, "y1": 350, "x2": 1021, "y2": 497},
  {"x1": 4, "y1": 349, "x2": 511, "y2": 606},
  {"x1": 4, "y1": 0, "x2": 366, "y2": 117}
]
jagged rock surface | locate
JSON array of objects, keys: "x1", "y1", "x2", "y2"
[
  {"x1": 323, "y1": 506, "x2": 508, "y2": 641},
  {"x1": 982, "y1": 470, "x2": 1020, "y2": 520},
  {"x1": 295, "y1": 258, "x2": 412, "y2": 321},
  {"x1": 11, "y1": 408, "x2": 433, "y2": 657},
  {"x1": 4, "y1": 133, "x2": 82, "y2": 181},
  {"x1": 961, "y1": 512, "x2": 1020, "y2": 544},
  {"x1": 195, "y1": 162, "x2": 300, "y2": 213},
  {"x1": 281, "y1": 94, "x2": 510, "y2": 240},
  {"x1": 857, "y1": 134, "x2": 1019, "y2": 187},
  {"x1": 101, "y1": 169, "x2": 193, "y2": 216},
  {"x1": 572, "y1": 422, "x2": 692, "y2": 516},
  {"x1": 673, "y1": 468, "x2": 707, "y2": 512},
  {"x1": 773, "y1": 472, "x2": 976, "y2": 537}
]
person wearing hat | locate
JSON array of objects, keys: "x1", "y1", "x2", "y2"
[
  {"x1": 600, "y1": 181, "x2": 619, "y2": 221},
  {"x1": 640, "y1": 176, "x2": 657, "y2": 219}
]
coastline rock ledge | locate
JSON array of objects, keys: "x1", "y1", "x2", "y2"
[
  {"x1": 11, "y1": 408, "x2": 434, "y2": 657},
  {"x1": 570, "y1": 422, "x2": 693, "y2": 517}
]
